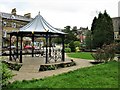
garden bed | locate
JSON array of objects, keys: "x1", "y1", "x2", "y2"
[
  {"x1": 39, "y1": 60, "x2": 76, "y2": 71},
  {"x1": 2, "y1": 60, "x2": 22, "y2": 71},
  {"x1": 90, "y1": 61, "x2": 104, "y2": 64}
]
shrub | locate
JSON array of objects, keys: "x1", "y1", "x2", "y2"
[
  {"x1": 91, "y1": 48, "x2": 104, "y2": 62},
  {"x1": 74, "y1": 41, "x2": 80, "y2": 47},
  {"x1": 69, "y1": 41, "x2": 76, "y2": 52},
  {"x1": 75, "y1": 47, "x2": 80, "y2": 52},
  {"x1": 91, "y1": 43, "x2": 116, "y2": 63},
  {"x1": 65, "y1": 44, "x2": 69, "y2": 48},
  {"x1": 2, "y1": 61, "x2": 22, "y2": 71},
  {"x1": 47, "y1": 65, "x2": 56, "y2": 70},
  {"x1": 74, "y1": 41, "x2": 80, "y2": 52},
  {"x1": 115, "y1": 43, "x2": 120, "y2": 54},
  {"x1": 1, "y1": 63, "x2": 13, "y2": 87},
  {"x1": 65, "y1": 48, "x2": 71, "y2": 53}
]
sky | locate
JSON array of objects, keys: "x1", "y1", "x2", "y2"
[{"x1": 0, "y1": 0, "x2": 119, "y2": 29}]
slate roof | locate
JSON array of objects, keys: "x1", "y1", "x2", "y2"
[{"x1": 0, "y1": 12, "x2": 32, "y2": 22}]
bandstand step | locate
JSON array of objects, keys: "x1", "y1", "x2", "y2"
[{"x1": 19, "y1": 65, "x2": 40, "y2": 73}]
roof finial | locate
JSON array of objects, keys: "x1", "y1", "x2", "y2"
[{"x1": 38, "y1": 11, "x2": 40, "y2": 15}]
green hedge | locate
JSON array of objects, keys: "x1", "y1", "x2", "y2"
[
  {"x1": 1, "y1": 63, "x2": 13, "y2": 87},
  {"x1": 65, "y1": 48, "x2": 71, "y2": 53}
]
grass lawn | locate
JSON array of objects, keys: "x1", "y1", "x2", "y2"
[
  {"x1": 67, "y1": 52, "x2": 94, "y2": 60},
  {"x1": 5, "y1": 61, "x2": 119, "y2": 88}
]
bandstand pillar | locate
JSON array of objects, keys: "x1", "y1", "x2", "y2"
[
  {"x1": 32, "y1": 32, "x2": 34, "y2": 57},
  {"x1": 49, "y1": 35, "x2": 52, "y2": 57},
  {"x1": 16, "y1": 33, "x2": 19, "y2": 58},
  {"x1": 62, "y1": 35, "x2": 65, "y2": 62},
  {"x1": 9, "y1": 34, "x2": 12, "y2": 61},
  {"x1": 20, "y1": 34, "x2": 23, "y2": 63},
  {"x1": 45, "y1": 34, "x2": 48, "y2": 64}
]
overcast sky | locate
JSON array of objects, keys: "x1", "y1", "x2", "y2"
[{"x1": 0, "y1": 0, "x2": 119, "y2": 29}]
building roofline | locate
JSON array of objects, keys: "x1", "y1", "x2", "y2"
[
  {"x1": 112, "y1": 17, "x2": 120, "y2": 19},
  {"x1": 0, "y1": 12, "x2": 33, "y2": 21}
]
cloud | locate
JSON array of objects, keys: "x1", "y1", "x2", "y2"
[{"x1": 0, "y1": 0, "x2": 119, "y2": 29}]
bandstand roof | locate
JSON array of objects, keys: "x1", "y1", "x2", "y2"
[{"x1": 20, "y1": 12, "x2": 65, "y2": 34}]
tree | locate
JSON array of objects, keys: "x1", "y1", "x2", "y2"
[
  {"x1": 72, "y1": 26, "x2": 77, "y2": 34},
  {"x1": 91, "y1": 10, "x2": 114, "y2": 48},
  {"x1": 52, "y1": 37, "x2": 62, "y2": 44},
  {"x1": 91, "y1": 16, "x2": 97, "y2": 34},
  {"x1": 85, "y1": 30, "x2": 92, "y2": 50},
  {"x1": 63, "y1": 26, "x2": 78, "y2": 44}
]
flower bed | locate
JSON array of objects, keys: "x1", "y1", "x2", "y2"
[
  {"x1": 39, "y1": 60, "x2": 76, "y2": 71},
  {"x1": 2, "y1": 60, "x2": 22, "y2": 71}
]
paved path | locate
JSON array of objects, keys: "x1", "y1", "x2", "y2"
[
  {"x1": 19, "y1": 57, "x2": 45, "y2": 73},
  {"x1": 10, "y1": 54, "x2": 94, "y2": 82}
]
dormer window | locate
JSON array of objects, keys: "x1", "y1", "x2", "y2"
[{"x1": 10, "y1": 15, "x2": 15, "y2": 19}]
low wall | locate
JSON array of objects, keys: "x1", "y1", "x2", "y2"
[{"x1": 39, "y1": 60, "x2": 76, "y2": 71}]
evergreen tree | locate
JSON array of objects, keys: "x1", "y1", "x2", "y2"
[
  {"x1": 85, "y1": 30, "x2": 92, "y2": 50},
  {"x1": 91, "y1": 16, "x2": 97, "y2": 34},
  {"x1": 92, "y1": 10, "x2": 114, "y2": 48}
]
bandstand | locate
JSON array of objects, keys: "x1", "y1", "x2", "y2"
[{"x1": 8, "y1": 12, "x2": 66, "y2": 64}]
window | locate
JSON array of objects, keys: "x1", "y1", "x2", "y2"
[
  {"x1": 11, "y1": 22, "x2": 16, "y2": 28},
  {"x1": 13, "y1": 23, "x2": 16, "y2": 28},
  {"x1": 3, "y1": 21, "x2": 6, "y2": 26},
  {"x1": 3, "y1": 30, "x2": 7, "y2": 37}
]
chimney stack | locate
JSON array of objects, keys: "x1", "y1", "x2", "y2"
[
  {"x1": 11, "y1": 8, "x2": 17, "y2": 15},
  {"x1": 24, "y1": 13, "x2": 31, "y2": 18}
]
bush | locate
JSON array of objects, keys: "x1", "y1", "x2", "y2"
[
  {"x1": 74, "y1": 41, "x2": 80, "y2": 52},
  {"x1": 1, "y1": 63, "x2": 13, "y2": 87},
  {"x1": 69, "y1": 41, "x2": 76, "y2": 52},
  {"x1": 74, "y1": 41, "x2": 80, "y2": 47},
  {"x1": 91, "y1": 43, "x2": 116, "y2": 63},
  {"x1": 91, "y1": 48, "x2": 104, "y2": 62},
  {"x1": 65, "y1": 48, "x2": 71, "y2": 53},
  {"x1": 2, "y1": 61, "x2": 22, "y2": 71},
  {"x1": 65, "y1": 44, "x2": 69, "y2": 48},
  {"x1": 75, "y1": 47, "x2": 80, "y2": 52},
  {"x1": 115, "y1": 43, "x2": 120, "y2": 54}
]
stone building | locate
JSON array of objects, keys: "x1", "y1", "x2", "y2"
[
  {"x1": 0, "y1": 8, "x2": 32, "y2": 48},
  {"x1": 112, "y1": 17, "x2": 120, "y2": 41},
  {"x1": 76, "y1": 27, "x2": 89, "y2": 44}
]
